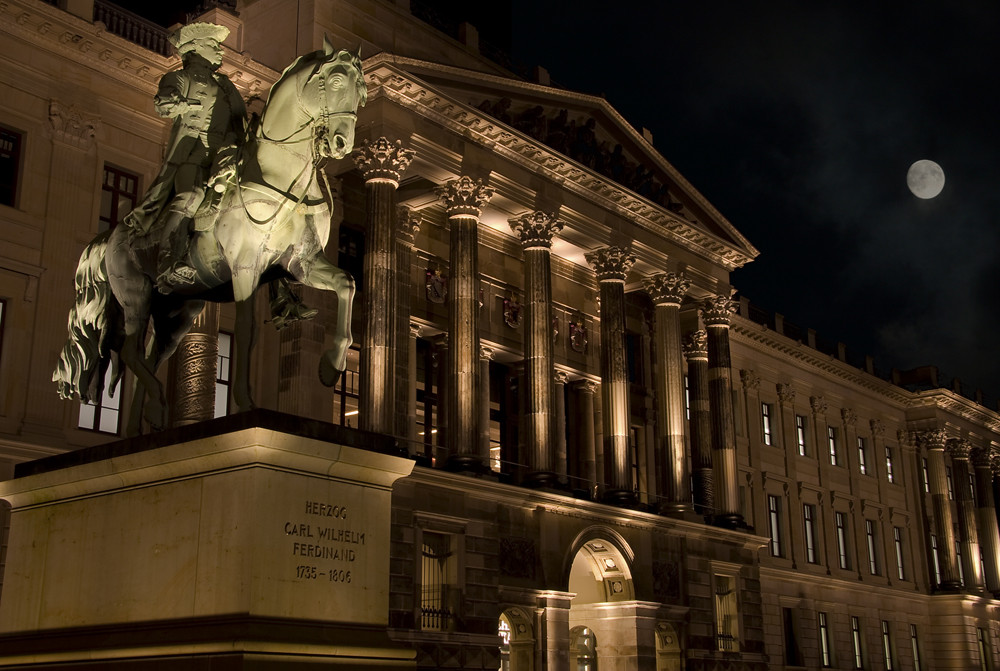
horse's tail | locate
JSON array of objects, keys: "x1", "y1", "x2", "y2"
[{"x1": 52, "y1": 230, "x2": 125, "y2": 403}]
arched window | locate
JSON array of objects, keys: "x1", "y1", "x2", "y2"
[
  {"x1": 570, "y1": 626, "x2": 597, "y2": 671},
  {"x1": 498, "y1": 614, "x2": 511, "y2": 671}
]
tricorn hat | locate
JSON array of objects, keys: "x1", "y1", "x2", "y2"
[{"x1": 168, "y1": 22, "x2": 230, "y2": 51}]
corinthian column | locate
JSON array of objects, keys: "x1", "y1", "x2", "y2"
[
  {"x1": 352, "y1": 137, "x2": 414, "y2": 434},
  {"x1": 701, "y1": 293, "x2": 742, "y2": 529},
  {"x1": 438, "y1": 177, "x2": 494, "y2": 471},
  {"x1": 394, "y1": 207, "x2": 421, "y2": 441},
  {"x1": 949, "y1": 439, "x2": 984, "y2": 591},
  {"x1": 644, "y1": 272, "x2": 692, "y2": 514},
  {"x1": 683, "y1": 330, "x2": 713, "y2": 514},
  {"x1": 972, "y1": 447, "x2": 1000, "y2": 594},
  {"x1": 585, "y1": 246, "x2": 636, "y2": 505},
  {"x1": 919, "y1": 429, "x2": 962, "y2": 591},
  {"x1": 510, "y1": 211, "x2": 564, "y2": 487}
]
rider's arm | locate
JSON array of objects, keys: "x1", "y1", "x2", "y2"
[{"x1": 153, "y1": 72, "x2": 189, "y2": 119}]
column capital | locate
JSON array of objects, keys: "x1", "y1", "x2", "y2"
[
  {"x1": 810, "y1": 395, "x2": 827, "y2": 415},
  {"x1": 870, "y1": 419, "x2": 885, "y2": 437},
  {"x1": 776, "y1": 383, "x2": 796, "y2": 406},
  {"x1": 971, "y1": 447, "x2": 993, "y2": 468},
  {"x1": 585, "y1": 246, "x2": 636, "y2": 282},
  {"x1": 643, "y1": 272, "x2": 690, "y2": 307},
  {"x1": 991, "y1": 450, "x2": 1000, "y2": 477},
  {"x1": 948, "y1": 438, "x2": 973, "y2": 460},
  {"x1": 48, "y1": 100, "x2": 100, "y2": 150},
  {"x1": 409, "y1": 321, "x2": 422, "y2": 337},
  {"x1": 917, "y1": 429, "x2": 949, "y2": 451},
  {"x1": 841, "y1": 407, "x2": 857, "y2": 427},
  {"x1": 740, "y1": 369, "x2": 760, "y2": 391},
  {"x1": 554, "y1": 370, "x2": 569, "y2": 385},
  {"x1": 682, "y1": 330, "x2": 708, "y2": 360},
  {"x1": 397, "y1": 205, "x2": 422, "y2": 246},
  {"x1": 508, "y1": 211, "x2": 563, "y2": 249},
  {"x1": 573, "y1": 379, "x2": 599, "y2": 394},
  {"x1": 351, "y1": 137, "x2": 414, "y2": 185},
  {"x1": 700, "y1": 293, "x2": 737, "y2": 326},
  {"x1": 437, "y1": 176, "x2": 494, "y2": 217},
  {"x1": 480, "y1": 345, "x2": 495, "y2": 360}
]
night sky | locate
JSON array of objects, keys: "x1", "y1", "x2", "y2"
[{"x1": 133, "y1": 1, "x2": 1000, "y2": 402}]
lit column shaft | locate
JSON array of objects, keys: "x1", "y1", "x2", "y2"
[
  {"x1": 644, "y1": 272, "x2": 692, "y2": 514},
  {"x1": 684, "y1": 330, "x2": 713, "y2": 513},
  {"x1": 701, "y1": 294, "x2": 741, "y2": 528},
  {"x1": 352, "y1": 138, "x2": 414, "y2": 434},
  {"x1": 920, "y1": 429, "x2": 962, "y2": 591},
  {"x1": 510, "y1": 211, "x2": 563, "y2": 486},
  {"x1": 949, "y1": 440, "x2": 984, "y2": 591},
  {"x1": 394, "y1": 207, "x2": 421, "y2": 441},
  {"x1": 585, "y1": 246, "x2": 636, "y2": 505},
  {"x1": 438, "y1": 177, "x2": 494, "y2": 471},
  {"x1": 480, "y1": 346, "x2": 494, "y2": 469},
  {"x1": 972, "y1": 448, "x2": 1000, "y2": 594},
  {"x1": 575, "y1": 380, "x2": 599, "y2": 492},
  {"x1": 554, "y1": 371, "x2": 568, "y2": 480}
]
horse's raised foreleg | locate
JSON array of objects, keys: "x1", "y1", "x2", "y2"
[{"x1": 293, "y1": 256, "x2": 355, "y2": 386}]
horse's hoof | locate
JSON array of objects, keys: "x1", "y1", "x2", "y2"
[{"x1": 319, "y1": 355, "x2": 344, "y2": 388}]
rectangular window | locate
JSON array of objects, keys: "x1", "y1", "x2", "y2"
[
  {"x1": 922, "y1": 458, "x2": 930, "y2": 493},
  {"x1": 882, "y1": 620, "x2": 894, "y2": 671},
  {"x1": 332, "y1": 345, "x2": 360, "y2": 428},
  {"x1": 214, "y1": 331, "x2": 232, "y2": 418},
  {"x1": 795, "y1": 414, "x2": 808, "y2": 456},
  {"x1": 804, "y1": 504, "x2": 818, "y2": 564},
  {"x1": 866, "y1": 519, "x2": 879, "y2": 575},
  {"x1": 819, "y1": 612, "x2": 833, "y2": 668},
  {"x1": 684, "y1": 375, "x2": 690, "y2": 420},
  {"x1": 0, "y1": 298, "x2": 6, "y2": 370},
  {"x1": 978, "y1": 628, "x2": 991, "y2": 671},
  {"x1": 894, "y1": 527, "x2": 906, "y2": 580},
  {"x1": 885, "y1": 446, "x2": 895, "y2": 483},
  {"x1": 930, "y1": 534, "x2": 942, "y2": 585},
  {"x1": 783, "y1": 607, "x2": 803, "y2": 666},
  {"x1": 768, "y1": 494, "x2": 783, "y2": 557},
  {"x1": 77, "y1": 367, "x2": 122, "y2": 435},
  {"x1": 828, "y1": 426, "x2": 839, "y2": 466},
  {"x1": 851, "y1": 615, "x2": 865, "y2": 669},
  {"x1": 0, "y1": 125, "x2": 23, "y2": 207},
  {"x1": 714, "y1": 573, "x2": 740, "y2": 652},
  {"x1": 956, "y1": 540, "x2": 965, "y2": 585},
  {"x1": 971, "y1": 472, "x2": 978, "y2": 507},
  {"x1": 858, "y1": 437, "x2": 868, "y2": 475},
  {"x1": 946, "y1": 466, "x2": 955, "y2": 500},
  {"x1": 761, "y1": 403, "x2": 774, "y2": 446},
  {"x1": 420, "y1": 531, "x2": 456, "y2": 631},
  {"x1": 910, "y1": 625, "x2": 922, "y2": 671},
  {"x1": 836, "y1": 511, "x2": 851, "y2": 570},
  {"x1": 100, "y1": 164, "x2": 139, "y2": 232}
]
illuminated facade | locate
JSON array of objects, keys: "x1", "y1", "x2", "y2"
[{"x1": 1, "y1": 0, "x2": 1000, "y2": 669}]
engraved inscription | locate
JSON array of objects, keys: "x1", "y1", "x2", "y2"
[{"x1": 285, "y1": 500, "x2": 368, "y2": 582}]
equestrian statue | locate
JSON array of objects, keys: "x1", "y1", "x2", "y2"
[{"x1": 52, "y1": 22, "x2": 366, "y2": 435}]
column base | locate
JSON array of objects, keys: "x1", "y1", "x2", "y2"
[
  {"x1": 711, "y1": 512, "x2": 745, "y2": 530},
  {"x1": 658, "y1": 502, "x2": 696, "y2": 516},
  {"x1": 445, "y1": 454, "x2": 487, "y2": 475},
  {"x1": 522, "y1": 470, "x2": 559, "y2": 489},
  {"x1": 934, "y1": 580, "x2": 963, "y2": 593},
  {"x1": 602, "y1": 488, "x2": 637, "y2": 507}
]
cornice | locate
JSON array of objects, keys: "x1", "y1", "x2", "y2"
[
  {"x1": 909, "y1": 389, "x2": 1000, "y2": 434},
  {"x1": 364, "y1": 60, "x2": 755, "y2": 272}
]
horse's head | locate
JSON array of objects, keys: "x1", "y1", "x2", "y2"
[{"x1": 300, "y1": 36, "x2": 367, "y2": 159}]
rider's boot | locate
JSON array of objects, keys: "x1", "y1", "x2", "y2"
[
  {"x1": 156, "y1": 212, "x2": 196, "y2": 292},
  {"x1": 268, "y1": 279, "x2": 319, "y2": 330}
]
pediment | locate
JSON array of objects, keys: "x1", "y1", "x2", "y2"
[{"x1": 363, "y1": 53, "x2": 758, "y2": 270}]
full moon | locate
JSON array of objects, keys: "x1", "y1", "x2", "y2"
[{"x1": 906, "y1": 159, "x2": 945, "y2": 199}]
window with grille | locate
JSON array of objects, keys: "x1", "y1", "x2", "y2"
[
  {"x1": 420, "y1": 531, "x2": 455, "y2": 631},
  {"x1": 714, "y1": 573, "x2": 740, "y2": 652},
  {"x1": 100, "y1": 165, "x2": 139, "y2": 232},
  {"x1": 0, "y1": 125, "x2": 23, "y2": 207},
  {"x1": 795, "y1": 414, "x2": 807, "y2": 456},
  {"x1": 214, "y1": 331, "x2": 232, "y2": 418},
  {"x1": 804, "y1": 504, "x2": 818, "y2": 564}
]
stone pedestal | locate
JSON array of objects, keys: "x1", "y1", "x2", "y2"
[{"x1": 0, "y1": 411, "x2": 416, "y2": 669}]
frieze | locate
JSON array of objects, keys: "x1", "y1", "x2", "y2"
[{"x1": 351, "y1": 137, "x2": 414, "y2": 184}]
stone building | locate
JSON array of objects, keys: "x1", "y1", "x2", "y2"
[{"x1": 1, "y1": 0, "x2": 999, "y2": 669}]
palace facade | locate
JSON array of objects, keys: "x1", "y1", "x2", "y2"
[{"x1": 1, "y1": 0, "x2": 999, "y2": 669}]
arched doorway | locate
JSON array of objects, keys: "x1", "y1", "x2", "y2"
[
  {"x1": 655, "y1": 622, "x2": 682, "y2": 671},
  {"x1": 498, "y1": 607, "x2": 534, "y2": 671}
]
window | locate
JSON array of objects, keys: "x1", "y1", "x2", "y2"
[
  {"x1": 956, "y1": 540, "x2": 965, "y2": 585},
  {"x1": 629, "y1": 426, "x2": 642, "y2": 492},
  {"x1": 910, "y1": 625, "x2": 922, "y2": 671},
  {"x1": 768, "y1": 495, "x2": 783, "y2": 557},
  {"x1": 571, "y1": 626, "x2": 598, "y2": 671},
  {"x1": 0, "y1": 125, "x2": 23, "y2": 207},
  {"x1": 684, "y1": 375, "x2": 690, "y2": 420},
  {"x1": 858, "y1": 437, "x2": 868, "y2": 475},
  {"x1": 332, "y1": 345, "x2": 360, "y2": 428},
  {"x1": 946, "y1": 466, "x2": 955, "y2": 500},
  {"x1": 881, "y1": 621, "x2": 894, "y2": 671},
  {"x1": 836, "y1": 512, "x2": 851, "y2": 570},
  {"x1": 930, "y1": 534, "x2": 942, "y2": 586},
  {"x1": 795, "y1": 414, "x2": 807, "y2": 456},
  {"x1": 338, "y1": 226, "x2": 365, "y2": 291},
  {"x1": 922, "y1": 458, "x2": 930, "y2": 493},
  {"x1": 804, "y1": 504, "x2": 818, "y2": 564},
  {"x1": 893, "y1": 527, "x2": 906, "y2": 580},
  {"x1": 625, "y1": 331, "x2": 644, "y2": 385},
  {"x1": 819, "y1": 612, "x2": 833, "y2": 668},
  {"x1": 866, "y1": 519, "x2": 879, "y2": 575},
  {"x1": 978, "y1": 628, "x2": 991, "y2": 671},
  {"x1": 885, "y1": 446, "x2": 895, "y2": 483},
  {"x1": 851, "y1": 615, "x2": 865, "y2": 669},
  {"x1": 828, "y1": 426, "x2": 839, "y2": 465},
  {"x1": 214, "y1": 331, "x2": 232, "y2": 418},
  {"x1": 761, "y1": 403, "x2": 774, "y2": 446},
  {"x1": 0, "y1": 299, "x2": 6, "y2": 369},
  {"x1": 783, "y1": 607, "x2": 803, "y2": 666},
  {"x1": 100, "y1": 164, "x2": 139, "y2": 232},
  {"x1": 420, "y1": 531, "x2": 456, "y2": 631},
  {"x1": 78, "y1": 367, "x2": 122, "y2": 435},
  {"x1": 714, "y1": 573, "x2": 740, "y2": 651}
]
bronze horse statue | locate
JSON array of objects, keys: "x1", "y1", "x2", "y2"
[{"x1": 53, "y1": 39, "x2": 366, "y2": 435}]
